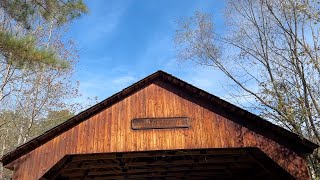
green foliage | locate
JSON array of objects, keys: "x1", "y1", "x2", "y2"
[
  {"x1": 0, "y1": 1, "x2": 86, "y2": 178},
  {"x1": 0, "y1": 0, "x2": 88, "y2": 29},
  {"x1": 0, "y1": 0, "x2": 87, "y2": 68},
  {"x1": 31, "y1": 109, "x2": 74, "y2": 138},
  {"x1": 0, "y1": 109, "x2": 74, "y2": 154},
  {"x1": 0, "y1": 30, "x2": 70, "y2": 69}
]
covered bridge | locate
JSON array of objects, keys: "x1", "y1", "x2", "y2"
[{"x1": 1, "y1": 70, "x2": 318, "y2": 179}]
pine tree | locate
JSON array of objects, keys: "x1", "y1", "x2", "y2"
[{"x1": 0, "y1": 0, "x2": 87, "y2": 68}]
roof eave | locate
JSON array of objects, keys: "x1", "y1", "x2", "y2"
[{"x1": 1, "y1": 70, "x2": 318, "y2": 166}]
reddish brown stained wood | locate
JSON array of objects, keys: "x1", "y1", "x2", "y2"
[
  {"x1": 89, "y1": 115, "x2": 95, "y2": 153},
  {"x1": 98, "y1": 111, "x2": 104, "y2": 153},
  {"x1": 6, "y1": 82, "x2": 312, "y2": 179},
  {"x1": 72, "y1": 121, "x2": 78, "y2": 154},
  {"x1": 95, "y1": 114, "x2": 101, "y2": 152}
]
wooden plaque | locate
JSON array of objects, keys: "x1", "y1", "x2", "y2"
[{"x1": 131, "y1": 117, "x2": 190, "y2": 130}]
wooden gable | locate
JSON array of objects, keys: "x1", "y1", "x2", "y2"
[{"x1": 1, "y1": 71, "x2": 318, "y2": 180}]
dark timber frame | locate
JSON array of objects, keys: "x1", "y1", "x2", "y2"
[{"x1": 42, "y1": 148, "x2": 294, "y2": 180}]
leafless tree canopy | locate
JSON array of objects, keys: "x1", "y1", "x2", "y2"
[{"x1": 175, "y1": 0, "x2": 320, "y2": 177}]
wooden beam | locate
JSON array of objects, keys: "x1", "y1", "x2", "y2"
[{"x1": 42, "y1": 156, "x2": 73, "y2": 180}]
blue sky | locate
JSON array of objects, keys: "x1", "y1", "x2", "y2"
[{"x1": 68, "y1": 0, "x2": 233, "y2": 105}]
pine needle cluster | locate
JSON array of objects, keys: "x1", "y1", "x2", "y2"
[{"x1": 0, "y1": 0, "x2": 88, "y2": 69}]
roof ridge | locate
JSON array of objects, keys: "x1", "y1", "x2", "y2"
[{"x1": 1, "y1": 70, "x2": 318, "y2": 166}]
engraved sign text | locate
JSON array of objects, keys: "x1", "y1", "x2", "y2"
[{"x1": 131, "y1": 117, "x2": 190, "y2": 130}]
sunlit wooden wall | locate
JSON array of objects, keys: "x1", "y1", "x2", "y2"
[{"x1": 8, "y1": 81, "x2": 309, "y2": 179}]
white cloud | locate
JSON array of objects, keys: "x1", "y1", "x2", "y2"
[
  {"x1": 72, "y1": 1, "x2": 129, "y2": 44},
  {"x1": 111, "y1": 75, "x2": 137, "y2": 87},
  {"x1": 78, "y1": 70, "x2": 137, "y2": 102},
  {"x1": 85, "y1": 8, "x2": 125, "y2": 41}
]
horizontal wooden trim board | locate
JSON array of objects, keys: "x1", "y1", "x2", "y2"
[{"x1": 131, "y1": 117, "x2": 190, "y2": 130}]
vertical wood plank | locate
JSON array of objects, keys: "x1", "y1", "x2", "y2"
[{"x1": 9, "y1": 82, "x2": 310, "y2": 180}]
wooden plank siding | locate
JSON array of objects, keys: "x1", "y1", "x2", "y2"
[{"x1": 8, "y1": 80, "x2": 310, "y2": 179}]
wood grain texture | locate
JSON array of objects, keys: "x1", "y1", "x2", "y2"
[{"x1": 8, "y1": 81, "x2": 310, "y2": 179}]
